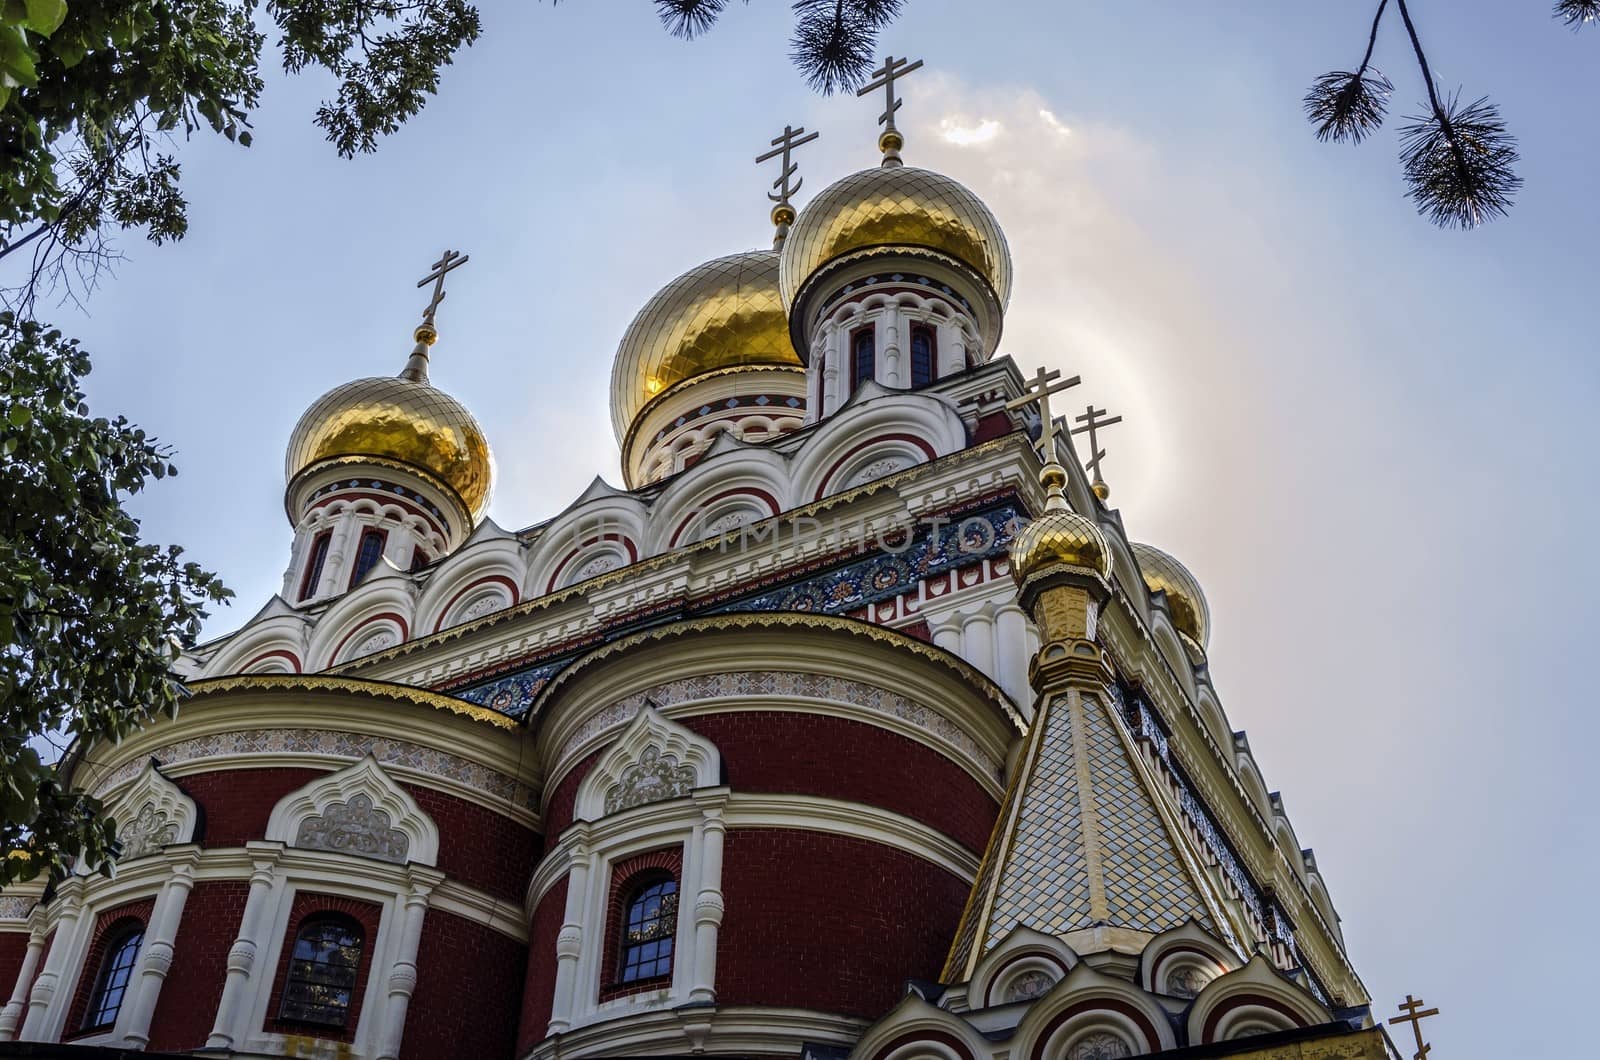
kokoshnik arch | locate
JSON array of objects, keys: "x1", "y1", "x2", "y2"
[{"x1": 0, "y1": 57, "x2": 1392, "y2": 1060}]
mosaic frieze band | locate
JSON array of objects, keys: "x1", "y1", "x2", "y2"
[
  {"x1": 455, "y1": 500, "x2": 1023, "y2": 719},
  {"x1": 91, "y1": 728, "x2": 535, "y2": 810}
]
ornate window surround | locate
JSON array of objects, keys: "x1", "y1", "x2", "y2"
[
  {"x1": 105, "y1": 760, "x2": 198, "y2": 865},
  {"x1": 547, "y1": 710, "x2": 727, "y2": 1037},
  {"x1": 265, "y1": 755, "x2": 438, "y2": 867}
]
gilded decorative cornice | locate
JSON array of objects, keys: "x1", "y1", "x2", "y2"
[{"x1": 186, "y1": 674, "x2": 519, "y2": 731}]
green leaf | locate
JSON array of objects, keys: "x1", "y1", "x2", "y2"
[
  {"x1": 7, "y1": 403, "x2": 31, "y2": 426},
  {"x1": 22, "y1": 0, "x2": 65, "y2": 36}
]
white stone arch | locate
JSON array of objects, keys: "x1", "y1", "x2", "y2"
[
  {"x1": 573, "y1": 706, "x2": 721, "y2": 822},
  {"x1": 967, "y1": 925, "x2": 1079, "y2": 1010},
  {"x1": 200, "y1": 601, "x2": 309, "y2": 677},
  {"x1": 1190, "y1": 683, "x2": 1232, "y2": 750},
  {"x1": 415, "y1": 518, "x2": 524, "y2": 632},
  {"x1": 647, "y1": 443, "x2": 789, "y2": 555},
  {"x1": 1102, "y1": 533, "x2": 1148, "y2": 622},
  {"x1": 309, "y1": 571, "x2": 417, "y2": 668},
  {"x1": 266, "y1": 754, "x2": 438, "y2": 867},
  {"x1": 1138, "y1": 921, "x2": 1237, "y2": 999},
  {"x1": 792, "y1": 388, "x2": 967, "y2": 503},
  {"x1": 848, "y1": 993, "x2": 990, "y2": 1060},
  {"x1": 525, "y1": 481, "x2": 647, "y2": 599},
  {"x1": 1232, "y1": 740, "x2": 1274, "y2": 821},
  {"x1": 1303, "y1": 862, "x2": 1344, "y2": 947},
  {"x1": 105, "y1": 760, "x2": 199, "y2": 863},
  {"x1": 1186, "y1": 954, "x2": 1330, "y2": 1044},
  {"x1": 1268, "y1": 798, "x2": 1305, "y2": 879},
  {"x1": 1012, "y1": 963, "x2": 1177, "y2": 1059},
  {"x1": 1150, "y1": 618, "x2": 1199, "y2": 700}
]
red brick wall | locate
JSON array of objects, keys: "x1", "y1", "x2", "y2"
[
  {"x1": 517, "y1": 876, "x2": 566, "y2": 1054},
  {"x1": 401, "y1": 910, "x2": 525, "y2": 1060},
  {"x1": 177, "y1": 768, "x2": 326, "y2": 847},
  {"x1": 402, "y1": 785, "x2": 540, "y2": 905},
  {"x1": 63, "y1": 898, "x2": 156, "y2": 1038},
  {"x1": 0, "y1": 930, "x2": 30, "y2": 1013},
  {"x1": 716, "y1": 828, "x2": 970, "y2": 1018},
  {"x1": 146, "y1": 880, "x2": 250, "y2": 1052},
  {"x1": 262, "y1": 892, "x2": 383, "y2": 1044},
  {"x1": 543, "y1": 712, "x2": 999, "y2": 854}
]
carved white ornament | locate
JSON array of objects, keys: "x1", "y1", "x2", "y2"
[
  {"x1": 1165, "y1": 965, "x2": 1211, "y2": 999},
  {"x1": 604, "y1": 745, "x2": 697, "y2": 814},
  {"x1": 460, "y1": 592, "x2": 506, "y2": 622},
  {"x1": 846, "y1": 456, "x2": 908, "y2": 488},
  {"x1": 701, "y1": 511, "x2": 749, "y2": 536},
  {"x1": 1068, "y1": 1032, "x2": 1133, "y2": 1060},
  {"x1": 294, "y1": 792, "x2": 410, "y2": 864},
  {"x1": 350, "y1": 629, "x2": 398, "y2": 660},
  {"x1": 573, "y1": 554, "x2": 620, "y2": 581},
  {"x1": 1003, "y1": 969, "x2": 1055, "y2": 1002},
  {"x1": 118, "y1": 801, "x2": 180, "y2": 860}
]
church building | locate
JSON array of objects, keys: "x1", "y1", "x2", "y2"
[{"x1": 0, "y1": 60, "x2": 1394, "y2": 1060}]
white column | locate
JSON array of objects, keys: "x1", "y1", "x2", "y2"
[
  {"x1": 882, "y1": 312, "x2": 901, "y2": 386},
  {"x1": 687, "y1": 806, "x2": 726, "y2": 1004},
  {"x1": 940, "y1": 320, "x2": 967, "y2": 378},
  {"x1": 20, "y1": 879, "x2": 88, "y2": 1043},
  {"x1": 820, "y1": 325, "x2": 841, "y2": 419},
  {"x1": 282, "y1": 528, "x2": 309, "y2": 598},
  {"x1": 960, "y1": 603, "x2": 997, "y2": 676},
  {"x1": 375, "y1": 869, "x2": 441, "y2": 1060},
  {"x1": 546, "y1": 844, "x2": 590, "y2": 1036},
  {"x1": 930, "y1": 614, "x2": 962, "y2": 655},
  {"x1": 994, "y1": 604, "x2": 1030, "y2": 710},
  {"x1": 0, "y1": 920, "x2": 48, "y2": 1040},
  {"x1": 318, "y1": 515, "x2": 364, "y2": 599},
  {"x1": 206, "y1": 847, "x2": 281, "y2": 1049},
  {"x1": 116, "y1": 851, "x2": 199, "y2": 1048},
  {"x1": 382, "y1": 528, "x2": 413, "y2": 571}
]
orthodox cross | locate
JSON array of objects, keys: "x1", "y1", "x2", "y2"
[
  {"x1": 1071, "y1": 405, "x2": 1123, "y2": 499},
  {"x1": 416, "y1": 249, "x2": 470, "y2": 329},
  {"x1": 1388, "y1": 995, "x2": 1441, "y2": 1060},
  {"x1": 857, "y1": 54, "x2": 923, "y2": 164},
  {"x1": 756, "y1": 124, "x2": 820, "y2": 210},
  {"x1": 1006, "y1": 366, "x2": 1082, "y2": 467}
]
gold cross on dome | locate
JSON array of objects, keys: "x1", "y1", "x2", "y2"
[
  {"x1": 1071, "y1": 404, "x2": 1123, "y2": 499},
  {"x1": 858, "y1": 54, "x2": 923, "y2": 164},
  {"x1": 756, "y1": 124, "x2": 820, "y2": 209},
  {"x1": 417, "y1": 249, "x2": 470, "y2": 328},
  {"x1": 1389, "y1": 995, "x2": 1441, "y2": 1060},
  {"x1": 1006, "y1": 366, "x2": 1082, "y2": 467}
]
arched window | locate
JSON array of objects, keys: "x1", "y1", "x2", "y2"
[
  {"x1": 851, "y1": 326, "x2": 876, "y2": 387},
  {"x1": 349, "y1": 528, "x2": 387, "y2": 588},
  {"x1": 299, "y1": 531, "x2": 332, "y2": 601},
  {"x1": 83, "y1": 923, "x2": 144, "y2": 1030},
  {"x1": 618, "y1": 876, "x2": 678, "y2": 984},
  {"x1": 910, "y1": 323, "x2": 936, "y2": 387},
  {"x1": 279, "y1": 916, "x2": 365, "y2": 1027}
]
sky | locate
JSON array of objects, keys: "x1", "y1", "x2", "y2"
[{"x1": 15, "y1": 2, "x2": 1597, "y2": 1056}]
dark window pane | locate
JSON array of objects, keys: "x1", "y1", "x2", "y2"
[
  {"x1": 618, "y1": 879, "x2": 678, "y2": 983},
  {"x1": 279, "y1": 917, "x2": 364, "y2": 1027},
  {"x1": 85, "y1": 927, "x2": 143, "y2": 1029},
  {"x1": 299, "y1": 532, "x2": 331, "y2": 601},
  {"x1": 852, "y1": 329, "x2": 876, "y2": 386},
  {"x1": 350, "y1": 530, "x2": 386, "y2": 588},
  {"x1": 910, "y1": 325, "x2": 935, "y2": 387}
]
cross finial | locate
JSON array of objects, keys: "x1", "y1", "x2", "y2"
[
  {"x1": 756, "y1": 124, "x2": 820, "y2": 247},
  {"x1": 1006, "y1": 366, "x2": 1082, "y2": 510},
  {"x1": 1388, "y1": 995, "x2": 1441, "y2": 1060},
  {"x1": 857, "y1": 54, "x2": 924, "y2": 167},
  {"x1": 400, "y1": 248, "x2": 470, "y2": 382},
  {"x1": 1071, "y1": 405, "x2": 1123, "y2": 501}
]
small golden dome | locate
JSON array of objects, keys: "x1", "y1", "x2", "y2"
[
  {"x1": 1131, "y1": 542, "x2": 1210, "y2": 650},
  {"x1": 1010, "y1": 507, "x2": 1110, "y2": 584},
  {"x1": 779, "y1": 165, "x2": 1012, "y2": 311},
  {"x1": 286, "y1": 374, "x2": 493, "y2": 522},
  {"x1": 610, "y1": 251, "x2": 801, "y2": 443}
]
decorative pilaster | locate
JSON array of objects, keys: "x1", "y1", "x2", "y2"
[
  {"x1": 19, "y1": 878, "x2": 86, "y2": 1043},
  {"x1": 375, "y1": 867, "x2": 443, "y2": 1060},
  {"x1": 117, "y1": 848, "x2": 200, "y2": 1048},
  {"x1": 547, "y1": 839, "x2": 591, "y2": 1036},
  {"x1": 0, "y1": 916, "x2": 47, "y2": 1040},
  {"x1": 687, "y1": 803, "x2": 727, "y2": 1004},
  {"x1": 206, "y1": 845, "x2": 281, "y2": 1049}
]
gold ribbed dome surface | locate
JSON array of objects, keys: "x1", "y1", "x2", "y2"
[
  {"x1": 779, "y1": 166, "x2": 1012, "y2": 310},
  {"x1": 286, "y1": 375, "x2": 492, "y2": 521},
  {"x1": 1131, "y1": 542, "x2": 1210, "y2": 650},
  {"x1": 1010, "y1": 507, "x2": 1110, "y2": 584},
  {"x1": 610, "y1": 251, "x2": 800, "y2": 442}
]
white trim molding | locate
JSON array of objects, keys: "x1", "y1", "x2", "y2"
[
  {"x1": 106, "y1": 760, "x2": 199, "y2": 863},
  {"x1": 266, "y1": 754, "x2": 439, "y2": 867},
  {"x1": 574, "y1": 706, "x2": 722, "y2": 822}
]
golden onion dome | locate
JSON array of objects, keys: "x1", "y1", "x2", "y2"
[
  {"x1": 285, "y1": 373, "x2": 493, "y2": 522},
  {"x1": 778, "y1": 165, "x2": 1012, "y2": 312},
  {"x1": 1010, "y1": 466, "x2": 1111, "y2": 584},
  {"x1": 1130, "y1": 542, "x2": 1211, "y2": 650},
  {"x1": 610, "y1": 250, "x2": 801, "y2": 443}
]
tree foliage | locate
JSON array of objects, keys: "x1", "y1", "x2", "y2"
[
  {"x1": 0, "y1": 0, "x2": 480, "y2": 308},
  {"x1": 1, "y1": 313, "x2": 231, "y2": 886}
]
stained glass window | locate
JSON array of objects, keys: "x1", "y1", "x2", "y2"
[
  {"x1": 852, "y1": 328, "x2": 876, "y2": 387},
  {"x1": 299, "y1": 531, "x2": 331, "y2": 601},
  {"x1": 84, "y1": 924, "x2": 143, "y2": 1030},
  {"x1": 279, "y1": 916, "x2": 364, "y2": 1027},
  {"x1": 349, "y1": 529, "x2": 387, "y2": 588},
  {"x1": 910, "y1": 324, "x2": 936, "y2": 387},
  {"x1": 618, "y1": 878, "x2": 678, "y2": 983}
]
